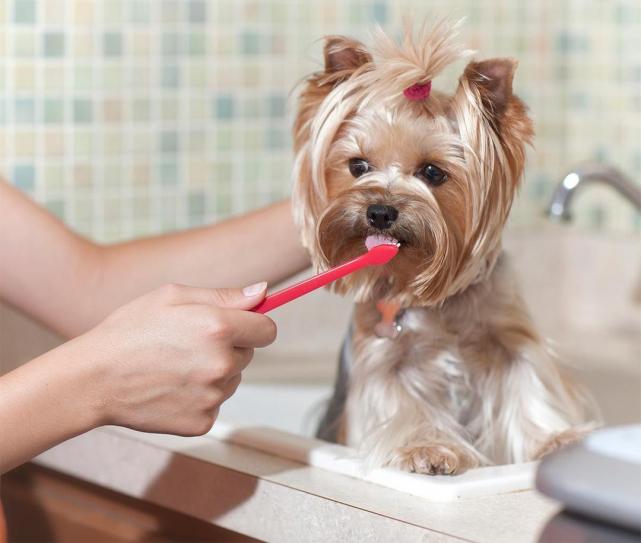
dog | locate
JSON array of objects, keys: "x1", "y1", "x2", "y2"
[{"x1": 291, "y1": 20, "x2": 597, "y2": 475}]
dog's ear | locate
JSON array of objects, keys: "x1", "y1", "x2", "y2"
[
  {"x1": 292, "y1": 37, "x2": 372, "y2": 255},
  {"x1": 451, "y1": 57, "x2": 533, "y2": 179},
  {"x1": 323, "y1": 36, "x2": 372, "y2": 79},
  {"x1": 462, "y1": 58, "x2": 517, "y2": 120},
  {"x1": 293, "y1": 37, "x2": 371, "y2": 151}
]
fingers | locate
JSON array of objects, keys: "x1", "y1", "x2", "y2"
[
  {"x1": 221, "y1": 372, "x2": 242, "y2": 402},
  {"x1": 163, "y1": 282, "x2": 268, "y2": 310},
  {"x1": 223, "y1": 310, "x2": 277, "y2": 348},
  {"x1": 233, "y1": 347, "x2": 254, "y2": 373}
]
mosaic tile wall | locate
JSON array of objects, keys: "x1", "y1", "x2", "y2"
[{"x1": 0, "y1": 0, "x2": 639, "y2": 242}]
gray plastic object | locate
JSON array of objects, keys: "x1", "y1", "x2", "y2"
[{"x1": 536, "y1": 425, "x2": 641, "y2": 532}]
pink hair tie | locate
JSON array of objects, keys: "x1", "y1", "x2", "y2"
[{"x1": 403, "y1": 81, "x2": 432, "y2": 101}]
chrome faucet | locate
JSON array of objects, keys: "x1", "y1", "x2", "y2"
[{"x1": 547, "y1": 162, "x2": 641, "y2": 221}]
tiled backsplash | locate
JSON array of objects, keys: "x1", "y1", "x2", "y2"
[{"x1": 1, "y1": 0, "x2": 639, "y2": 242}]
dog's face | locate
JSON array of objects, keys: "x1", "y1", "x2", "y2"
[{"x1": 293, "y1": 24, "x2": 533, "y2": 306}]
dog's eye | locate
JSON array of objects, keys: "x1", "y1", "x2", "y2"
[
  {"x1": 415, "y1": 163, "x2": 448, "y2": 187},
  {"x1": 348, "y1": 158, "x2": 371, "y2": 178}
]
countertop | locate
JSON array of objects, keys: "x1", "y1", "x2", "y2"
[{"x1": 35, "y1": 426, "x2": 561, "y2": 543}]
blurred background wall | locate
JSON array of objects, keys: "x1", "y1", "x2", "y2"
[{"x1": 0, "y1": 0, "x2": 639, "y2": 243}]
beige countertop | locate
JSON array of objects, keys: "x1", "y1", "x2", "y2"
[{"x1": 35, "y1": 426, "x2": 561, "y2": 543}]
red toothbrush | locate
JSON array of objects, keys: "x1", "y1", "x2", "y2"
[{"x1": 252, "y1": 237, "x2": 400, "y2": 314}]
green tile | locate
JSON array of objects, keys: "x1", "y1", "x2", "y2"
[
  {"x1": 73, "y1": 99, "x2": 93, "y2": 123},
  {"x1": 130, "y1": 0, "x2": 151, "y2": 23},
  {"x1": 268, "y1": 94, "x2": 286, "y2": 117},
  {"x1": 215, "y1": 192, "x2": 232, "y2": 215},
  {"x1": 44, "y1": 99, "x2": 64, "y2": 123},
  {"x1": 14, "y1": 98, "x2": 35, "y2": 122},
  {"x1": 161, "y1": 65, "x2": 180, "y2": 88},
  {"x1": 188, "y1": 33, "x2": 206, "y2": 55},
  {"x1": 43, "y1": 32, "x2": 65, "y2": 57},
  {"x1": 214, "y1": 95, "x2": 234, "y2": 119},
  {"x1": 14, "y1": 0, "x2": 36, "y2": 23},
  {"x1": 159, "y1": 162, "x2": 178, "y2": 185},
  {"x1": 242, "y1": 160, "x2": 260, "y2": 183},
  {"x1": 372, "y1": 1, "x2": 387, "y2": 23},
  {"x1": 160, "y1": 131, "x2": 179, "y2": 153},
  {"x1": 188, "y1": 190, "x2": 206, "y2": 216},
  {"x1": 215, "y1": 128, "x2": 233, "y2": 151},
  {"x1": 240, "y1": 31, "x2": 260, "y2": 55},
  {"x1": 103, "y1": 32, "x2": 123, "y2": 56},
  {"x1": 266, "y1": 126, "x2": 286, "y2": 149},
  {"x1": 161, "y1": 33, "x2": 181, "y2": 56},
  {"x1": 211, "y1": 160, "x2": 232, "y2": 188},
  {"x1": 45, "y1": 198, "x2": 65, "y2": 219},
  {"x1": 13, "y1": 164, "x2": 35, "y2": 190}
]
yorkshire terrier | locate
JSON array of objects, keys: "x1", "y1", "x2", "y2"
[{"x1": 291, "y1": 21, "x2": 597, "y2": 475}]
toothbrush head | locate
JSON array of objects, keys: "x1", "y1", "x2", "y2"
[{"x1": 365, "y1": 240, "x2": 400, "y2": 265}]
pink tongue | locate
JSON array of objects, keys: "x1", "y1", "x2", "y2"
[{"x1": 365, "y1": 234, "x2": 399, "y2": 251}]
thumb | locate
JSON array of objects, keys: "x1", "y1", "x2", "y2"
[{"x1": 210, "y1": 281, "x2": 267, "y2": 310}]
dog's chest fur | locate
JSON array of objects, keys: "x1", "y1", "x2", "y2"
[{"x1": 343, "y1": 255, "x2": 538, "y2": 457}]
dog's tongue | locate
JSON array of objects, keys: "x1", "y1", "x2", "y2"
[{"x1": 365, "y1": 234, "x2": 399, "y2": 251}]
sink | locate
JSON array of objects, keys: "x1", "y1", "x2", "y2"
[{"x1": 214, "y1": 382, "x2": 537, "y2": 501}]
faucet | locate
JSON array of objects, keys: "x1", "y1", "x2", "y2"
[{"x1": 547, "y1": 162, "x2": 641, "y2": 221}]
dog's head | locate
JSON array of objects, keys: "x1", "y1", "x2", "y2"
[{"x1": 292, "y1": 21, "x2": 533, "y2": 306}]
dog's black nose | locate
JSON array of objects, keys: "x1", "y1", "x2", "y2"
[{"x1": 367, "y1": 204, "x2": 398, "y2": 230}]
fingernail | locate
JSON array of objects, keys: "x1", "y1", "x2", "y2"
[{"x1": 242, "y1": 281, "x2": 267, "y2": 297}]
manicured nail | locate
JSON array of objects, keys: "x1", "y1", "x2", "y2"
[{"x1": 243, "y1": 281, "x2": 267, "y2": 296}]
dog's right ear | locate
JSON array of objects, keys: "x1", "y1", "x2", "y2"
[
  {"x1": 323, "y1": 36, "x2": 372, "y2": 81},
  {"x1": 293, "y1": 37, "x2": 371, "y2": 152}
]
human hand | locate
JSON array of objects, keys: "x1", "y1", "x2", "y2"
[{"x1": 74, "y1": 282, "x2": 274, "y2": 436}]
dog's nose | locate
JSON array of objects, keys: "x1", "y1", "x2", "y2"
[{"x1": 367, "y1": 204, "x2": 398, "y2": 230}]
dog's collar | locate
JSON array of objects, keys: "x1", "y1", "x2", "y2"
[{"x1": 374, "y1": 300, "x2": 405, "y2": 339}]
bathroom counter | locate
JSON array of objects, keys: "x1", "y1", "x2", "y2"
[{"x1": 34, "y1": 425, "x2": 561, "y2": 543}]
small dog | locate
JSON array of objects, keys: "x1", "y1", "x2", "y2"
[{"x1": 291, "y1": 21, "x2": 597, "y2": 475}]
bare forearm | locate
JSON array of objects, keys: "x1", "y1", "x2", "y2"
[
  {"x1": 0, "y1": 339, "x2": 103, "y2": 474},
  {"x1": 1, "y1": 177, "x2": 309, "y2": 337},
  {"x1": 96, "y1": 200, "x2": 310, "y2": 324}
]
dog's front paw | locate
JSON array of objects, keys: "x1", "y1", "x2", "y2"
[
  {"x1": 388, "y1": 443, "x2": 479, "y2": 475},
  {"x1": 535, "y1": 429, "x2": 589, "y2": 459}
]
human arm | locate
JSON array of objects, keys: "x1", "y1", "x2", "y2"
[
  {"x1": 0, "y1": 283, "x2": 275, "y2": 474},
  {"x1": 0, "y1": 179, "x2": 309, "y2": 337}
]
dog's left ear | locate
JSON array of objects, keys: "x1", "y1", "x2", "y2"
[{"x1": 462, "y1": 58, "x2": 517, "y2": 121}]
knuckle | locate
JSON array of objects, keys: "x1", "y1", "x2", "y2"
[
  {"x1": 207, "y1": 313, "x2": 233, "y2": 342},
  {"x1": 204, "y1": 391, "x2": 222, "y2": 411},
  {"x1": 195, "y1": 415, "x2": 216, "y2": 436},
  {"x1": 207, "y1": 354, "x2": 236, "y2": 381},
  {"x1": 159, "y1": 282, "x2": 183, "y2": 303}
]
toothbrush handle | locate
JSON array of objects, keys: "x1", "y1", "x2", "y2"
[{"x1": 251, "y1": 253, "x2": 368, "y2": 314}]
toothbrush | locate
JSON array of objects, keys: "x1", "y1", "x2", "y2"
[{"x1": 252, "y1": 240, "x2": 399, "y2": 314}]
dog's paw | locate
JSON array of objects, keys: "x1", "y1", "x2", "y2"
[
  {"x1": 535, "y1": 429, "x2": 589, "y2": 459},
  {"x1": 388, "y1": 443, "x2": 479, "y2": 475}
]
